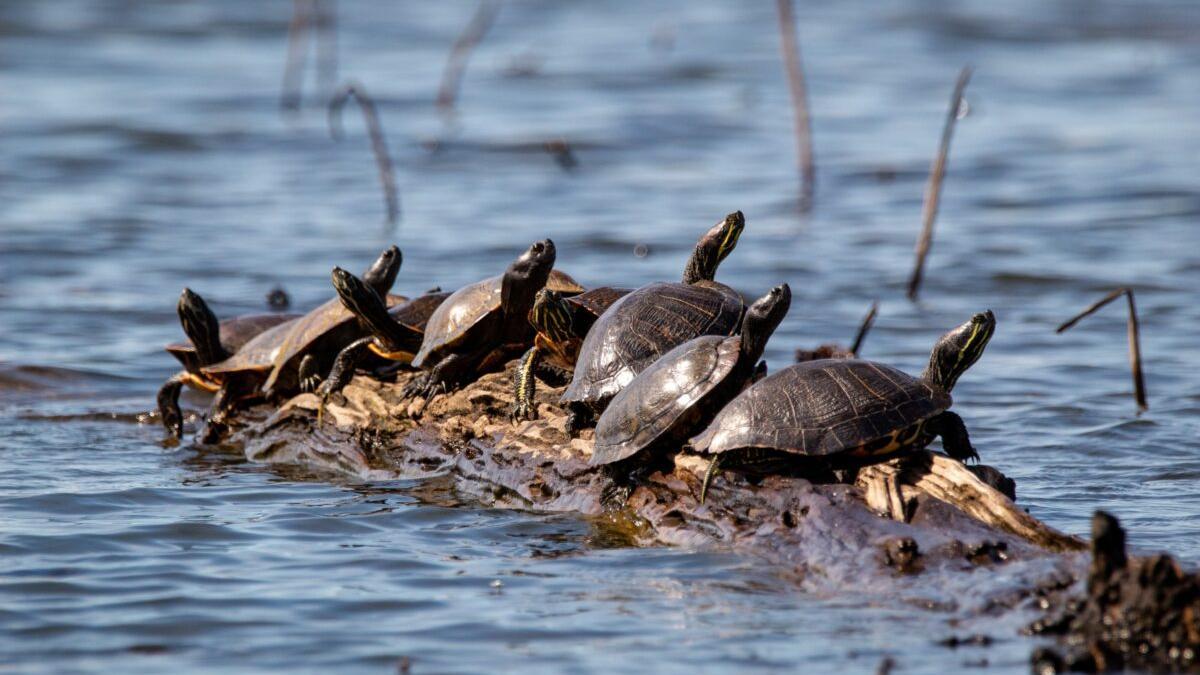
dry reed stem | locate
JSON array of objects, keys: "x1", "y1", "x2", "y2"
[
  {"x1": 907, "y1": 66, "x2": 972, "y2": 301},
  {"x1": 850, "y1": 301, "x2": 879, "y2": 357},
  {"x1": 775, "y1": 0, "x2": 815, "y2": 211},
  {"x1": 436, "y1": 1, "x2": 501, "y2": 121},
  {"x1": 281, "y1": 0, "x2": 314, "y2": 112},
  {"x1": 329, "y1": 82, "x2": 400, "y2": 227},
  {"x1": 1056, "y1": 287, "x2": 1148, "y2": 410}
]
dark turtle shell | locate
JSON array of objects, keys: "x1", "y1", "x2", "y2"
[
  {"x1": 166, "y1": 313, "x2": 297, "y2": 373},
  {"x1": 412, "y1": 269, "x2": 583, "y2": 368},
  {"x1": 561, "y1": 280, "x2": 743, "y2": 406},
  {"x1": 261, "y1": 293, "x2": 408, "y2": 392},
  {"x1": 390, "y1": 291, "x2": 451, "y2": 331},
  {"x1": 566, "y1": 287, "x2": 630, "y2": 323},
  {"x1": 689, "y1": 359, "x2": 951, "y2": 459},
  {"x1": 591, "y1": 334, "x2": 741, "y2": 466}
]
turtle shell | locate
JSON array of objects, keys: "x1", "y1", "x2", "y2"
[
  {"x1": 166, "y1": 313, "x2": 297, "y2": 373},
  {"x1": 202, "y1": 317, "x2": 303, "y2": 377},
  {"x1": 412, "y1": 269, "x2": 583, "y2": 368},
  {"x1": 689, "y1": 359, "x2": 951, "y2": 459},
  {"x1": 592, "y1": 334, "x2": 741, "y2": 466},
  {"x1": 390, "y1": 291, "x2": 451, "y2": 331},
  {"x1": 261, "y1": 293, "x2": 407, "y2": 391},
  {"x1": 561, "y1": 280, "x2": 743, "y2": 406},
  {"x1": 567, "y1": 287, "x2": 630, "y2": 324}
]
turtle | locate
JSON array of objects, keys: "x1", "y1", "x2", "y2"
[
  {"x1": 510, "y1": 285, "x2": 631, "y2": 421},
  {"x1": 589, "y1": 284, "x2": 791, "y2": 504},
  {"x1": 690, "y1": 310, "x2": 996, "y2": 503},
  {"x1": 403, "y1": 239, "x2": 579, "y2": 398},
  {"x1": 559, "y1": 211, "x2": 746, "y2": 433},
  {"x1": 311, "y1": 267, "x2": 453, "y2": 408},
  {"x1": 190, "y1": 246, "x2": 405, "y2": 440},
  {"x1": 157, "y1": 288, "x2": 298, "y2": 438},
  {"x1": 259, "y1": 244, "x2": 404, "y2": 396}
]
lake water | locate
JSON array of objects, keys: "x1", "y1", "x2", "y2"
[{"x1": 3, "y1": 1, "x2": 1200, "y2": 672}]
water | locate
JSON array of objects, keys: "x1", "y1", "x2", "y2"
[{"x1": 3, "y1": 0, "x2": 1199, "y2": 671}]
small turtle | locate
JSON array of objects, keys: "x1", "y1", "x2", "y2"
[
  {"x1": 510, "y1": 286, "x2": 631, "y2": 421},
  {"x1": 260, "y1": 245, "x2": 403, "y2": 395},
  {"x1": 560, "y1": 211, "x2": 746, "y2": 433},
  {"x1": 191, "y1": 246, "x2": 405, "y2": 440},
  {"x1": 312, "y1": 268, "x2": 453, "y2": 407},
  {"x1": 404, "y1": 240, "x2": 578, "y2": 398},
  {"x1": 590, "y1": 284, "x2": 791, "y2": 504},
  {"x1": 691, "y1": 311, "x2": 996, "y2": 503},
  {"x1": 157, "y1": 289, "x2": 298, "y2": 438}
]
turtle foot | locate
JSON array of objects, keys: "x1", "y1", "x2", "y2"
[{"x1": 510, "y1": 400, "x2": 538, "y2": 423}]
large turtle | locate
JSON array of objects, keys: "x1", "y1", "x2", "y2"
[
  {"x1": 189, "y1": 246, "x2": 405, "y2": 440},
  {"x1": 310, "y1": 267, "x2": 453, "y2": 408},
  {"x1": 560, "y1": 211, "x2": 746, "y2": 433},
  {"x1": 404, "y1": 240, "x2": 580, "y2": 398},
  {"x1": 590, "y1": 284, "x2": 791, "y2": 504},
  {"x1": 510, "y1": 286, "x2": 631, "y2": 421},
  {"x1": 157, "y1": 289, "x2": 298, "y2": 438},
  {"x1": 691, "y1": 311, "x2": 996, "y2": 503}
]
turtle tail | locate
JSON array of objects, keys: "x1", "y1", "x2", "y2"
[{"x1": 699, "y1": 455, "x2": 723, "y2": 505}]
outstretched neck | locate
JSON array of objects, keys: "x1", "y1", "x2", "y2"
[{"x1": 682, "y1": 246, "x2": 713, "y2": 285}]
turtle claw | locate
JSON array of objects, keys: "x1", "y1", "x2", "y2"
[
  {"x1": 300, "y1": 375, "x2": 321, "y2": 394},
  {"x1": 401, "y1": 374, "x2": 429, "y2": 399},
  {"x1": 510, "y1": 400, "x2": 538, "y2": 423}
]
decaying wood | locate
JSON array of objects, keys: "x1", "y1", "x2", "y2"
[{"x1": 228, "y1": 360, "x2": 1087, "y2": 606}]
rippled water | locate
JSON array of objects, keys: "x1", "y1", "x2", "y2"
[{"x1": 3, "y1": 0, "x2": 1200, "y2": 672}]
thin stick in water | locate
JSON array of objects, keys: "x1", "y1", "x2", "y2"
[
  {"x1": 906, "y1": 66, "x2": 972, "y2": 301},
  {"x1": 329, "y1": 82, "x2": 400, "y2": 227},
  {"x1": 775, "y1": 0, "x2": 815, "y2": 211},
  {"x1": 314, "y1": 0, "x2": 338, "y2": 96},
  {"x1": 436, "y1": 1, "x2": 501, "y2": 121},
  {"x1": 850, "y1": 301, "x2": 879, "y2": 357},
  {"x1": 281, "y1": 0, "x2": 313, "y2": 113},
  {"x1": 1056, "y1": 287, "x2": 1148, "y2": 411}
]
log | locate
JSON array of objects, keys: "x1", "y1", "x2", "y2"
[{"x1": 231, "y1": 362, "x2": 1084, "y2": 602}]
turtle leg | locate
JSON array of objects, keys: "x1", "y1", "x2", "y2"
[
  {"x1": 316, "y1": 337, "x2": 374, "y2": 423},
  {"x1": 511, "y1": 346, "x2": 541, "y2": 422},
  {"x1": 298, "y1": 354, "x2": 323, "y2": 393},
  {"x1": 699, "y1": 454, "x2": 723, "y2": 504},
  {"x1": 201, "y1": 377, "x2": 253, "y2": 444},
  {"x1": 926, "y1": 411, "x2": 978, "y2": 463},
  {"x1": 600, "y1": 459, "x2": 664, "y2": 510},
  {"x1": 157, "y1": 372, "x2": 188, "y2": 438},
  {"x1": 565, "y1": 402, "x2": 595, "y2": 436}
]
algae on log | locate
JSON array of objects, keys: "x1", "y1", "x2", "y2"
[{"x1": 232, "y1": 364, "x2": 1083, "y2": 601}]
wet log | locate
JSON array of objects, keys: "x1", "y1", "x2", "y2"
[{"x1": 231, "y1": 362, "x2": 1083, "y2": 599}]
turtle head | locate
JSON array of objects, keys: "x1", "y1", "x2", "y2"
[
  {"x1": 362, "y1": 245, "x2": 402, "y2": 296},
  {"x1": 740, "y1": 283, "x2": 791, "y2": 363},
  {"x1": 177, "y1": 287, "x2": 228, "y2": 366},
  {"x1": 683, "y1": 211, "x2": 744, "y2": 284},
  {"x1": 503, "y1": 239, "x2": 557, "y2": 317},
  {"x1": 923, "y1": 310, "x2": 995, "y2": 393},
  {"x1": 333, "y1": 266, "x2": 411, "y2": 350},
  {"x1": 529, "y1": 288, "x2": 574, "y2": 344}
]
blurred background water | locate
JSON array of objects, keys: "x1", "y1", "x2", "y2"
[{"x1": 2, "y1": 1, "x2": 1199, "y2": 672}]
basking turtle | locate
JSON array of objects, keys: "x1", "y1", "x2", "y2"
[
  {"x1": 560, "y1": 211, "x2": 746, "y2": 433},
  {"x1": 260, "y1": 245, "x2": 403, "y2": 396},
  {"x1": 192, "y1": 246, "x2": 405, "y2": 440},
  {"x1": 312, "y1": 268, "x2": 453, "y2": 406},
  {"x1": 510, "y1": 286, "x2": 631, "y2": 421},
  {"x1": 691, "y1": 311, "x2": 996, "y2": 503},
  {"x1": 405, "y1": 239, "x2": 576, "y2": 398},
  {"x1": 590, "y1": 284, "x2": 791, "y2": 503},
  {"x1": 157, "y1": 288, "x2": 298, "y2": 437}
]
